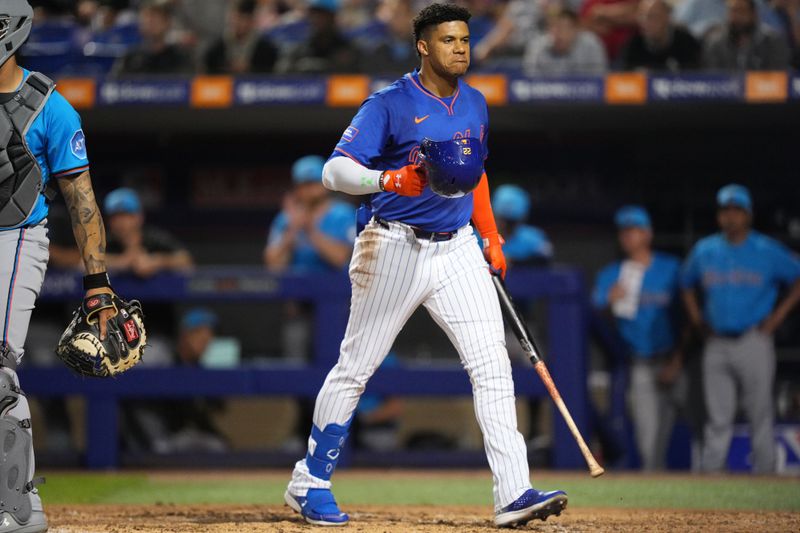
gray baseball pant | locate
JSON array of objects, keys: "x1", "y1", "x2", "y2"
[
  {"x1": 701, "y1": 330, "x2": 776, "y2": 473},
  {"x1": 629, "y1": 357, "x2": 682, "y2": 471},
  {"x1": 1, "y1": 221, "x2": 49, "y2": 514}
]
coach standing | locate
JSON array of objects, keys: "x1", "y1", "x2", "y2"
[
  {"x1": 593, "y1": 206, "x2": 683, "y2": 471},
  {"x1": 681, "y1": 184, "x2": 800, "y2": 473}
]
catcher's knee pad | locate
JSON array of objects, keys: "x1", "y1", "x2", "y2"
[
  {"x1": 306, "y1": 422, "x2": 350, "y2": 481},
  {"x1": 0, "y1": 368, "x2": 38, "y2": 525}
]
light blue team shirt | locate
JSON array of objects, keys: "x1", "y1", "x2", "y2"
[
  {"x1": 8, "y1": 68, "x2": 90, "y2": 230},
  {"x1": 473, "y1": 223, "x2": 553, "y2": 263},
  {"x1": 267, "y1": 200, "x2": 357, "y2": 273},
  {"x1": 503, "y1": 225, "x2": 553, "y2": 262},
  {"x1": 680, "y1": 231, "x2": 800, "y2": 335},
  {"x1": 593, "y1": 252, "x2": 681, "y2": 358}
]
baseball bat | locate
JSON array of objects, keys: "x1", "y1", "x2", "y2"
[{"x1": 492, "y1": 275, "x2": 605, "y2": 478}]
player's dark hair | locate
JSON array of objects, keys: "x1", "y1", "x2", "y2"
[{"x1": 412, "y1": 3, "x2": 472, "y2": 44}]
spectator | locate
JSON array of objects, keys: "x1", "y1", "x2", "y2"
[
  {"x1": 112, "y1": 0, "x2": 193, "y2": 75},
  {"x1": 473, "y1": 0, "x2": 551, "y2": 68},
  {"x1": 681, "y1": 185, "x2": 800, "y2": 473},
  {"x1": 104, "y1": 187, "x2": 194, "y2": 278},
  {"x1": 171, "y1": 0, "x2": 228, "y2": 49},
  {"x1": 580, "y1": 0, "x2": 640, "y2": 61},
  {"x1": 762, "y1": 0, "x2": 800, "y2": 66},
  {"x1": 77, "y1": 0, "x2": 137, "y2": 34},
  {"x1": 620, "y1": 0, "x2": 702, "y2": 71},
  {"x1": 674, "y1": 0, "x2": 730, "y2": 39},
  {"x1": 491, "y1": 184, "x2": 553, "y2": 266},
  {"x1": 202, "y1": 0, "x2": 277, "y2": 74},
  {"x1": 593, "y1": 206, "x2": 683, "y2": 471},
  {"x1": 703, "y1": 0, "x2": 791, "y2": 69},
  {"x1": 264, "y1": 156, "x2": 356, "y2": 276},
  {"x1": 275, "y1": 0, "x2": 361, "y2": 73},
  {"x1": 264, "y1": 154, "x2": 355, "y2": 360},
  {"x1": 359, "y1": 0, "x2": 418, "y2": 75},
  {"x1": 524, "y1": 7, "x2": 608, "y2": 75},
  {"x1": 103, "y1": 187, "x2": 193, "y2": 355},
  {"x1": 121, "y1": 308, "x2": 229, "y2": 454}
]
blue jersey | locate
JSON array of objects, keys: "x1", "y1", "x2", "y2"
[
  {"x1": 267, "y1": 200, "x2": 357, "y2": 273},
  {"x1": 593, "y1": 253, "x2": 681, "y2": 357},
  {"x1": 680, "y1": 231, "x2": 800, "y2": 335},
  {"x1": 331, "y1": 70, "x2": 489, "y2": 233},
  {"x1": 12, "y1": 69, "x2": 90, "y2": 230},
  {"x1": 504, "y1": 225, "x2": 553, "y2": 262},
  {"x1": 472, "y1": 223, "x2": 553, "y2": 262}
]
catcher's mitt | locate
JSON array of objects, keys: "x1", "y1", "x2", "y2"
[{"x1": 56, "y1": 293, "x2": 146, "y2": 377}]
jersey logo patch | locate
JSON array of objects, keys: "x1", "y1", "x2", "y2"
[
  {"x1": 414, "y1": 115, "x2": 430, "y2": 124},
  {"x1": 70, "y1": 130, "x2": 88, "y2": 160},
  {"x1": 341, "y1": 126, "x2": 359, "y2": 143}
]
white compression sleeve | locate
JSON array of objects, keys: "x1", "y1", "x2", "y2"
[{"x1": 322, "y1": 156, "x2": 384, "y2": 195}]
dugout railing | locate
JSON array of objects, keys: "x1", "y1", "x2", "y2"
[{"x1": 21, "y1": 267, "x2": 590, "y2": 470}]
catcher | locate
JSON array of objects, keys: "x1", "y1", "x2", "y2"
[{"x1": 0, "y1": 2, "x2": 144, "y2": 532}]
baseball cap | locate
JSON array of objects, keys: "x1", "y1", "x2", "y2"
[
  {"x1": 492, "y1": 184, "x2": 531, "y2": 222},
  {"x1": 292, "y1": 155, "x2": 325, "y2": 184},
  {"x1": 104, "y1": 188, "x2": 141, "y2": 215},
  {"x1": 181, "y1": 308, "x2": 218, "y2": 331},
  {"x1": 614, "y1": 205, "x2": 651, "y2": 229},
  {"x1": 716, "y1": 184, "x2": 752, "y2": 212},
  {"x1": 309, "y1": 0, "x2": 339, "y2": 12}
]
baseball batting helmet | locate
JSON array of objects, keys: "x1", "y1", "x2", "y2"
[
  {"x1": 0, "y1": 1, "x2": 33, "y2": 68},
  {"x1": 420, "y1": 137, "x2": 484, "y2": 198}
]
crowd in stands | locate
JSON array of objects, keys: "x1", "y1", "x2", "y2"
[{"x1": 21, "y1": 0, "x2": 800, "y2": 78}]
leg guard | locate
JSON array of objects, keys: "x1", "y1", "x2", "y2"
[
  {"x1": 0, "y1": 366, "x2": 43, "y2": 527},
  {"x1": 305, "y1": 421, "x2": 350, "y2": 481}
]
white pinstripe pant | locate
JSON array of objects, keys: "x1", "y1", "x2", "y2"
[{"x1": 289, "y1": 219, "x2": 531, "y2": 510}]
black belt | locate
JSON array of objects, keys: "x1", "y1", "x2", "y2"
[
  {"x1": 375, "y1": 217, "x2": 457, "y2": 242},
  {"x1": 714, "y1": 330, "x2": 748, "y2": 339}
]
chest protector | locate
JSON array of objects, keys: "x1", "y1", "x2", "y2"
[{"x1": 0, "y1": 71, "x2": 55, "y2": 229}]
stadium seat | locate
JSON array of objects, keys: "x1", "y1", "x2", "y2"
[
  {"x1": 77, "y1": 23, "x2": 142, "y2": 76},
  {"x1": 20, "y1": 20, "x2": 80, "y2": 78}
]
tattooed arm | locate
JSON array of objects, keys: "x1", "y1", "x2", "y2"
[
  {"x1": 59, "y1": 170, "x2": 114, "y2": 338},
  {"x1": 59, "y1": 170, "x2": 106, "y2": 274}
]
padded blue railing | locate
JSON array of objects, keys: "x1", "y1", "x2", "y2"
[{"x1": 21, "y1": 267, "x2": 590, "y2": 469}]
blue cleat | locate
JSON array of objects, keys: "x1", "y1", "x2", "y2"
[
  {"x1": 284, "y1": 488, "x2": 349, "y2": 527},
  {"x1": 494, "y1": 488, "x2": 568, "y2": 528}
]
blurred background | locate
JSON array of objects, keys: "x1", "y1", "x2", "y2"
[{"x1": 17, "y1": 0, "x2": 800, "y2": 475}]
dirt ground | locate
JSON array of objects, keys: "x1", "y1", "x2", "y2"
[{"x1": 45, "y1": 504, "x2": 800, "y2": 533}]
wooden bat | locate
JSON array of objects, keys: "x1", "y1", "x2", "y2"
[{"x1": 492, "y1": 275, "x2": 604, "y2": 478}]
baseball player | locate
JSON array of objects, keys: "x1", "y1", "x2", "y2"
[
  {"x1": 592, "y1": 206, "x2": 683, "y2": 471},
  {"x1": 0, "y1": 2, "x2": 116, "y2": 531},
  {"x1": 264, "y1": 155, "x2": 357, "y2": 275},
  {"x1": 490, "y1": 184, "x2": 553, "y2": 265},
  {"x1": 284, "y1": 3, "x2": 566, "y2": 528},
  {"x1": 681, "y1": 184, "x2": 800, "y2": 473}
]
